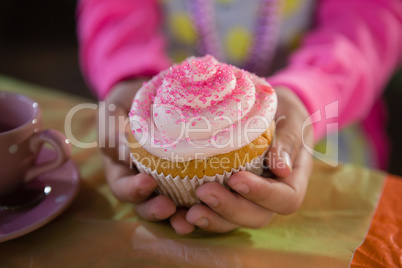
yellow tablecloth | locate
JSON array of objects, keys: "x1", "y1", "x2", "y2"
[{"x1": 0, "y1": 75, "x2": 386, "y2": 267}]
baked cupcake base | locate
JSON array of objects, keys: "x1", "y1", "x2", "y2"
[
  {"x1": 132, "y1": 150, "x2": 268, "y2": 207},
  {"x1": 127, "y1": 122, "x2": 275, "y2": 207},
  {"x1": 127, "y1": 122, "x2": 275, "y2": 178}
]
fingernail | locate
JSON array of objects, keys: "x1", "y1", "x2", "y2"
[
  {"x1": 231, "y1": 183, "x2": 249, "y2": 195},
  {"x1": 153, "y1": 213, "x2": 164, "y2": 221},
  {"x1": 138, "y1": 189, "x2": 154, "y2": 197},
  {"x1": 194, "y1": 217, "x2": 209, "y2": 228},
  {"x1": 281, "y1": 151, "x2": 292, "y2": 172},
  {"x1": 200, "y1": 195, "x2": 219, "y2": 208}
]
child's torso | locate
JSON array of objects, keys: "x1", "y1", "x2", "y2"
[{"x1": 160, "y1": 0, "x2": 315, "y2": 75}]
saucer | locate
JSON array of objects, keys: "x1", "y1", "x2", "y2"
[{"x1": 0, "y1": 148, "x2": 80, "y2": 242}]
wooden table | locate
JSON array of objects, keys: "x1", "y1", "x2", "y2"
[{"x1": 0, "y1": 75, "x2": 400, "y2": 267}]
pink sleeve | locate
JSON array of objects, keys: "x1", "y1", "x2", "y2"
[
  {"x1": 77, "y1": 0, "x2": 172, "y2": 99},
  {"x1": 268, "y1": 0, "x2": 402, "y2": 141}
]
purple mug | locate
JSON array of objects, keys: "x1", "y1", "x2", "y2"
[{"x1": 0, "y1": 92, "x2": 71, "y2": 196}]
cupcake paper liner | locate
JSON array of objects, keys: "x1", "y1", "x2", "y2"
[{"x1": 131, "y1": 150, "x2": 268, "y2": 207}]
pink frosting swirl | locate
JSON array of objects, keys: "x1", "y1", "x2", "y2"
[{"x1": 129, "y1": 55, "x2": 277, "y2": 162}]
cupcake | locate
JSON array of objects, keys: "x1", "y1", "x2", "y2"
[{"x1": 128, "y1": 55, "x2": 277, "y2": 207}]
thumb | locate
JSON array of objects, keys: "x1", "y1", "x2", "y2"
[
  {"x1": 267, "y1": 120, "x2": 301, "y2": 178},
  {"x1": 99, "y1": 104, "x2": 129, "y2": 163},
  {"x1": 265, "y1": 88, "x2": 313, "y2": 178}
]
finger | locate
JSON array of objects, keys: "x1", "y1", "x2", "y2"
[
  {"x1": 102, "y1": 154, "x2": 158, "y2": 203},
  {"x1": 195, "y1": 183, "x2": 275, "y2": 228},
  {"x1": 100, "y1": 105, "x2": 131, "y2": 165},
  {"x1": 229, "y1": 142, "x2": 312, "y2": 215},
  {"x1": 170, "y1": 209, "x2": 195, "y2": 235},
  {"x1": 186, "y1": 204, "x2": 239, "y2": 233},
  {"x1": 135, "y1": 195, "x2": 176, "y2": 221}
]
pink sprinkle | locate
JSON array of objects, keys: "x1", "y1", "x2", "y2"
[
  {"x1": 136, "y1": 128, "x2": 142, "y2": 133},
  {"x1": 154, "y1": 113, "x2": 158, "y2": 117},
  {"x1": 191, "y1": 122, "x2": 196, "y2": 126},
  {"x1": 166, "y1": 110, "x2": 171, "y2": 114},
  {"x1": 258, "y1": 84, "x2": 275, "y2": 94}
]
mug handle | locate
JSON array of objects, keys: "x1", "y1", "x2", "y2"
[{"x1": 24, "y1": 129, "x2": 72, "y2": 182}]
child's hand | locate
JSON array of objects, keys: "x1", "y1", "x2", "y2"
[
  {"x1": 102, "y1": 82, "x2": 313, "y2": 235},
  {"x1": 170, "y1": 87, "x2": 314, "y2": 234},
  {"x1": 101, "y1": 79, "x2": 180, "y2": 225}
]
